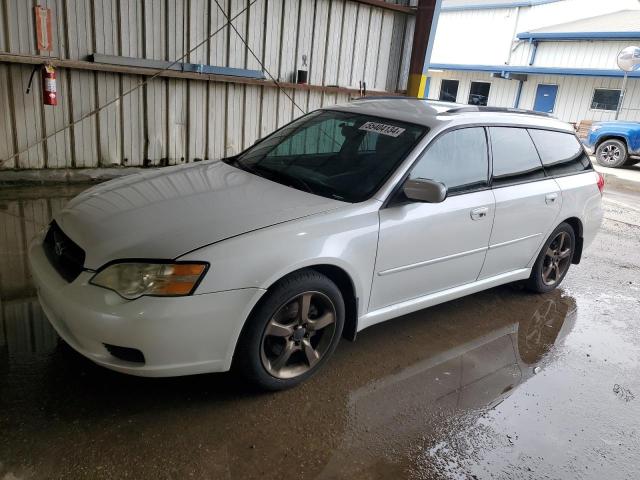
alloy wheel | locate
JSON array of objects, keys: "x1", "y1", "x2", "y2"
[
  {"x1": 260, "y1": 291, "x2": 337, "y2": 379},
  {"x1": 541, "y1": 231, "x2": 572, "y2": 286},
  {"x1": 600, "y1": 144, "x2": 621, "y2": 164}
]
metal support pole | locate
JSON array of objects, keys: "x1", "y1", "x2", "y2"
[
  {"x1": 406, "y1": 0, "x2": 442, "y2": 98},
  {"x1": 615, "y1": 72, "x2": 628, "y2": 120},
  {"x1": 514, "y1": 79, "x2": 524, "y2": 108}
]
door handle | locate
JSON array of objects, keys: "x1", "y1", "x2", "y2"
[
  {"x1": 470, "y1": 207, "x2": 489, "y2": 220},
  {"x1": 545, "y1": 193, "x2": 558, "y2": 205}
]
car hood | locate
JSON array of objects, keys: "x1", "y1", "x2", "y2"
[{"x1": 55, "y1": 161, "x2": 346, "y2": 269}]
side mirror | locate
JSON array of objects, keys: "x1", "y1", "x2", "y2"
[{"x1": 403, "y1": 178, "x2": 447, "y2": 203}]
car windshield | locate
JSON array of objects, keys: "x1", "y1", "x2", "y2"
[{"x1": 225, "y1": 110, "x2": 426, "y2": 202}]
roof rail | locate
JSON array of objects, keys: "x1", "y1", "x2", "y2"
[{"x1": 444, "y1": 106, "x2": 553, "y2": 117}]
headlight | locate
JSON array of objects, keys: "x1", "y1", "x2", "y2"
[
  {"x1": 590, "y1": 125, "x2": 602, "y2": 132},
  {"x1": 90, "y1": 262, "x2": 208, "y2": 299}
]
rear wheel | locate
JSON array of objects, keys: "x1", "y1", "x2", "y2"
[
  {"x1": 234, "y1": 270, "x2": 344, "y2": 390},
  {"x1": 526, "y1": 223, "x2": 575, "y2": 293},
  {"x1": 596, "y1": 139, "x2": 627, "y2": 168}
]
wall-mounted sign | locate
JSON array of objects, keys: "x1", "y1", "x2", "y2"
[{"x1": 34, "y1": 6, "x2": 53, "y2": 52}]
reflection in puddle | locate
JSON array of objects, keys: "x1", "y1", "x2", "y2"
[
  {"x1": 317, "y1": 292, "x2": 576, "y2": 478},
  {"x1": 1, "y1": 298, "x2": 58, "y2": 355},
  {"x1": 1, "y1": 187, "x2": 85, "y2": 360}
]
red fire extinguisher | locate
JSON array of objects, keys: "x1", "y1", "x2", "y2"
[{"x1": 42, "y1": 64, "x2": 57, "y2": 106}]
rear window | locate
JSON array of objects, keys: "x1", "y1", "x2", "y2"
[
  {"x1": 490, "y1": 127, "x2": 545, "y2": 186},
  {"x1": 528, "y1": 129, "x2": 592, "y2": 176}
]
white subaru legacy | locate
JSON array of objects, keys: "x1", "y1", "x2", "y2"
[{"x1": 29, "y1": 99, "x2": 603, "y2": 390}]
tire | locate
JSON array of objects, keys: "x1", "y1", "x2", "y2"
[
  {"x1": 526, "y1": 223, "x2": 576, "y2": 294},
  {"x1": 596, "y1": 139, "x2": 628, "y2": 168},
  {"x1": 234, "y1": 269, "x2": 344, "y2": 391}
]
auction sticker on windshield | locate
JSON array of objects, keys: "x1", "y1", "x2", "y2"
[{"x1": 359, "y1": 121, "x2": 406, "y2": 137}]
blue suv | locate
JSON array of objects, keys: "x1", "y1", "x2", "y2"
[{"x1": 586, "y1": 121, "x2": 640, "y2": 168}]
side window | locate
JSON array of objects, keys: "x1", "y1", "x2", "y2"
[
  {"x1": 410, "y1": 127, "x2": 488, "y2": 194},
  {"x1": 528, "y1": 129, "x2": 592, "y2": 176},
  {"x1": 490, "y1": 127, "x2": 545, "y2": 186}
]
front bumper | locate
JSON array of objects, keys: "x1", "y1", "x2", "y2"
[{"x1": 28, "y1": 233, "x2": 265, "y2": 377}]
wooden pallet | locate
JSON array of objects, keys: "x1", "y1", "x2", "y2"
[{"x1": 575, "y1": 120, "x2": 593, "y2": 139}]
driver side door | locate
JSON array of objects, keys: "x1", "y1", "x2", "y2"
[{"x1": 369, "y1": 127, "x2": 495, "y2": 312}]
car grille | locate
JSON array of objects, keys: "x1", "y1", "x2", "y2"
[{"x1": 42, "y1": 221, "x2": 86, "y2": 282}]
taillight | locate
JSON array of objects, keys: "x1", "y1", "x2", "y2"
[{"x1": 596, "y1": 172, "x2": 605, "y2": 194}]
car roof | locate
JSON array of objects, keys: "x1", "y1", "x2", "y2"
[{"x1": 326, "y1": 97, "x2": 574, "y2": 133}]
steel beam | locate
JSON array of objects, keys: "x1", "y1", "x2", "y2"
[
  {"x1": 407, "y1": 0, "x2": 442, "y2": 98},
  {"x1": 349, "y1": 0, "x2": 415, "y2": 14}
]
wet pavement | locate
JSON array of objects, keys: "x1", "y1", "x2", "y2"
[{"x1": 1, "y1": 177, "x2": 639, "y2": 479}]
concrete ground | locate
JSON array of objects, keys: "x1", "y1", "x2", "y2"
[{"x1": 0, "y1": 168, "x2": 639, "y2": 480}]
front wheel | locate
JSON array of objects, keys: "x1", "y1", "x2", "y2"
[
  {"x1": 234, "y1": 270, "x2": 344, "y2": 390},
  {"x1": 526, "y1": 223, "x2": 575, "y2": 293},
  {"x1": 596, "y1": 139, "x2": 627, "y2": 168}
]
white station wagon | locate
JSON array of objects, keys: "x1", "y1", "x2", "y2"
[{"x1": 29, "y1": 99, "x2": 604, "y2": 390}]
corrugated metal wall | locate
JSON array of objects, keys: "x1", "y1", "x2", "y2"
[
  {"x1": 427, "y1": 69, "x2": 640, "y2": 123},
  {"x1": 510, "y1": 40, "x2": 638, "y2": 70},
  {"x1": 0, "y1": 0, "x2": 415, "y2": 170}
]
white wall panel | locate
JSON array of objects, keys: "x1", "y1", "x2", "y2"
[
  {"x1": 432, "y1": 0, "x2": 640, "y2": 68},
  {"x1": 207, "y1": 83, "x2": 228, "y2": 159},
  {"x1": 428, "y1": 69, "x2": 518, "y2": 111},
  {"x1": 519, "y1": 0, "x2": 639, "y2": 33},
  {"x1": 375, "y1": 11, "x2": 395, "y2": 90},
  {"x1": 324, "y1": 0, "x2": 345, "y2": 87},
  {"x1": 516, "y1": 74, "x2": 635, "y2": 123},
  {"x1": 429, "y1": 69, "x2": 640, "y2": 123},
  {"x1": 351, "y1": 5, "x2": 372, "y2": 88},
  {"x1": 527, "y1": 41, "x2": 634, "y2": 70},
  {"x1": 364, "y1": 9, "x2": 383, "y2": 89},
  {"x1": 431, "y1": 8, "x2": 518, "y2": 66},
  {"x1": 338, "y1": 2, "x2": 358, "y2": 87}
]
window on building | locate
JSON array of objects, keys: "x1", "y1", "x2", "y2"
[
  {"x1": 489, "y1": 127, "x2": 545, "y2": 186},
  {"x1": 439, "y1": 80, "x2": 459, "y2": 102},
  {"x1": 468, "y1": 82, "x2": 491, "y2": 106},
  {"x1": 528, "y1": 129, "x2": 592, "y2": 176},
  {"x1": 591, "y1": 89, "x2": 621, "y2": 111},
  {"x1": 410, "y1": 127, "x2": 489, "y2": 194}
]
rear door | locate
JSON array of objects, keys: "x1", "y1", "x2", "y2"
[
  {"x1": 478, "y1": 127, "x2": 561, "y2": 280},
  {"x1": 370, "y1": 127, "x2": 495, "y2": 311}
]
